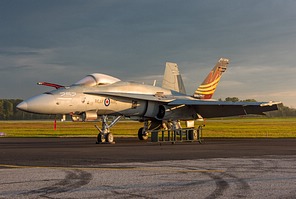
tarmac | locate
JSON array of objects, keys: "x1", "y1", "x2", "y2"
[{"x1": 1, "y1": 137, "x2": 296, "y2": 198}]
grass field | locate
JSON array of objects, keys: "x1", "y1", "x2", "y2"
[
  {"x1": 1, "y1": 118, "x2": 296, "y2": 138},
  {"x1": 203, "y1": 118, "x2": 296, "y2": 138}
]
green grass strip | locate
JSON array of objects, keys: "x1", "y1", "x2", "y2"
[{"x1": 1, "y1": 118, "x2": 296, "y2": 138}]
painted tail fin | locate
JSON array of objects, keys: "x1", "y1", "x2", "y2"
[
  {"x1": 193, "y1": 58, "x2": 229, "y2": 99},
  {"x1": 162, "y1": 62, "x2": 186, "y2": 94}
]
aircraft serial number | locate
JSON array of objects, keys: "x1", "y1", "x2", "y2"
[{"x1": 60, "y1": 92, "x2": 76, "y2": 97}]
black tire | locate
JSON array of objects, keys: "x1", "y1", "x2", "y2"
[
  {"x1": 97, "y1": 133, "x2": 105, "y2": 143},
  {"x1": 106, "y1": 133, "x2": 114, "y2": 143},
  {"x1": 138, "y1": 127, "x2": 148, "y2": 140}
]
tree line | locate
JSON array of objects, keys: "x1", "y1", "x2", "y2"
[
  {"x1": 0, "y1": 99, "x2": 55, "y2": 120},
  {"x1": 0, "y1": 98, "x2": 296, "y2": 120}
]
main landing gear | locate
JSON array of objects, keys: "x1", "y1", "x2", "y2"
[
  {"x1": 138, "y1": 127, "x2": 148, "y2": 140},
  {"x1": 137, "y1": 120, "x2": 162, "y2": 141},
  {"x1": 95, "y1": 115, "x2": 123, "y2": 144}
]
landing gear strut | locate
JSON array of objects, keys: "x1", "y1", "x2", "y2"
[{"x1": 95, "y1": 115, "x2": 122, "y2": 144}]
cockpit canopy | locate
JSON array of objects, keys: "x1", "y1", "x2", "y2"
[{"x1": 74, "y1": 73, "x2": 121, "y2": 86}]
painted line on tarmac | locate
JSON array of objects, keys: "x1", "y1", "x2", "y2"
[{"x1": 0, "y1": 164, "x2": 224, "y2": 173}]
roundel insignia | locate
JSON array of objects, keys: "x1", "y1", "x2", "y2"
[{"x1": 104, "y1": 98, "x2": 110, "y2": 106}]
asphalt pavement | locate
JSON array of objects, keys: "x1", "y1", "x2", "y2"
[{"x1": 0, "y1": 138, "x2": 296, "y2": 198}]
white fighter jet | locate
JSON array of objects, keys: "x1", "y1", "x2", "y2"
[{"x1": 17, "y1": 58, "x2": 280, "y2": 143}]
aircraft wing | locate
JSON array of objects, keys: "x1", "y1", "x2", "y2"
[
  {"x1": 169, "y1": 99, "x2": 281, "y2": 118},
  {"x1": 84, "y1": 92, "x2": 175, "y2": 102}
]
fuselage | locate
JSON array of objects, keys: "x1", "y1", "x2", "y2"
[{"x1": 17, "y1": 80, "x2": 195, "y2": 121}]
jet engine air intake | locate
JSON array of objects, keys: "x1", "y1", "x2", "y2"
[{"x1": 156, "y1": 105, "x2": 166, "y2": 120}]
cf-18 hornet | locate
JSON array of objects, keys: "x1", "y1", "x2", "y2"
[{"x1": 17, "y1": 58, "x2": 280, "y2": 143}]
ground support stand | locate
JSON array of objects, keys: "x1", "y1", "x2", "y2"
[{"x1": 150, "y1": 125, "x2": 204, "y2": 144}]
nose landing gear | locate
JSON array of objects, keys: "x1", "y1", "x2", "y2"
[{"x1": 95, "y1": 115, "x2": 122, "y2": 144}]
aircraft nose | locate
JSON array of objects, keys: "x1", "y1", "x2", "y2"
[
  {"x1": 16, "y1": 101, "x2": 28, "y2": 111},
  {"x1": 17, "y1": 94, "x2": 56, "y2": 114}
]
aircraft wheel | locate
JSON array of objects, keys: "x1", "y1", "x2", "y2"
[
  {"x1": 106, "y1": 133, "x2": 114, "y2": 143},
  {"x1": 97, "y1": 133, "x2": 105, "y2": 143},
  {"x1": 138, "y1": 127, "x2": 148, "y2": 140}
]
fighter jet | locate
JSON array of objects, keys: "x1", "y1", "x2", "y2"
[{"x1": 17, "y1": 58, "x2": 280, "y2": 143}]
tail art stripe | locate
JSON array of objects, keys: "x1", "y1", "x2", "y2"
[
  {"x1": 195, "y1": 90, "x2": 216, "y2": 95},
  {"x1": 198, "y1": 76, "x2": 222, "y2": 88},
  {"x1": 196, "y1": 83, "x2": 219, "y2": 92}
]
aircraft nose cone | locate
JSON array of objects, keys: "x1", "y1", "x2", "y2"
[
  {"x1": 17, "y1": 94, "x2": 57, "y2": 114},
  {"x1": 17, "y1": 101, "x2": 28, "y2": 111}
]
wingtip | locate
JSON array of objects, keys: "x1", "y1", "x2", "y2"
[{"x1": 260, "y1": 101, "x2": 282, "y2": 107}]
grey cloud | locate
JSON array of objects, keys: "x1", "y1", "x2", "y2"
[
  {"x1": 0, "y1": 0, "x2": 296, "y2": 106},
  {"x1": 0, "y1": 50, "x2": 40, "y2": 56},
  {"x1": 0, "y1": 65, "x2": 33, "y2": 72}
]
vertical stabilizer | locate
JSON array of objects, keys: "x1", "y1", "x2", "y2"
[
  {"x1": 194, "y1": 58, "x2": 229, "y2": 99},
  {"x1": 162, "y1": 62, "x2": 186, "y2": 94}
]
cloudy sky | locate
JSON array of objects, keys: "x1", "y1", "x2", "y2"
[{"x1": 1, "y1": 0, "x2": 296, "y2": 107}]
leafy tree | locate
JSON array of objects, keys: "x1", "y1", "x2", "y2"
[
  {"x1": 0, "y1": 100, "x2": 4, "y2": 119},
  {"x1": 225, "y1": 97, "x2": 239, "y2": 102},
  {"x1": 242, "y1": 99, "x2": 257, "y2": 102}
]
